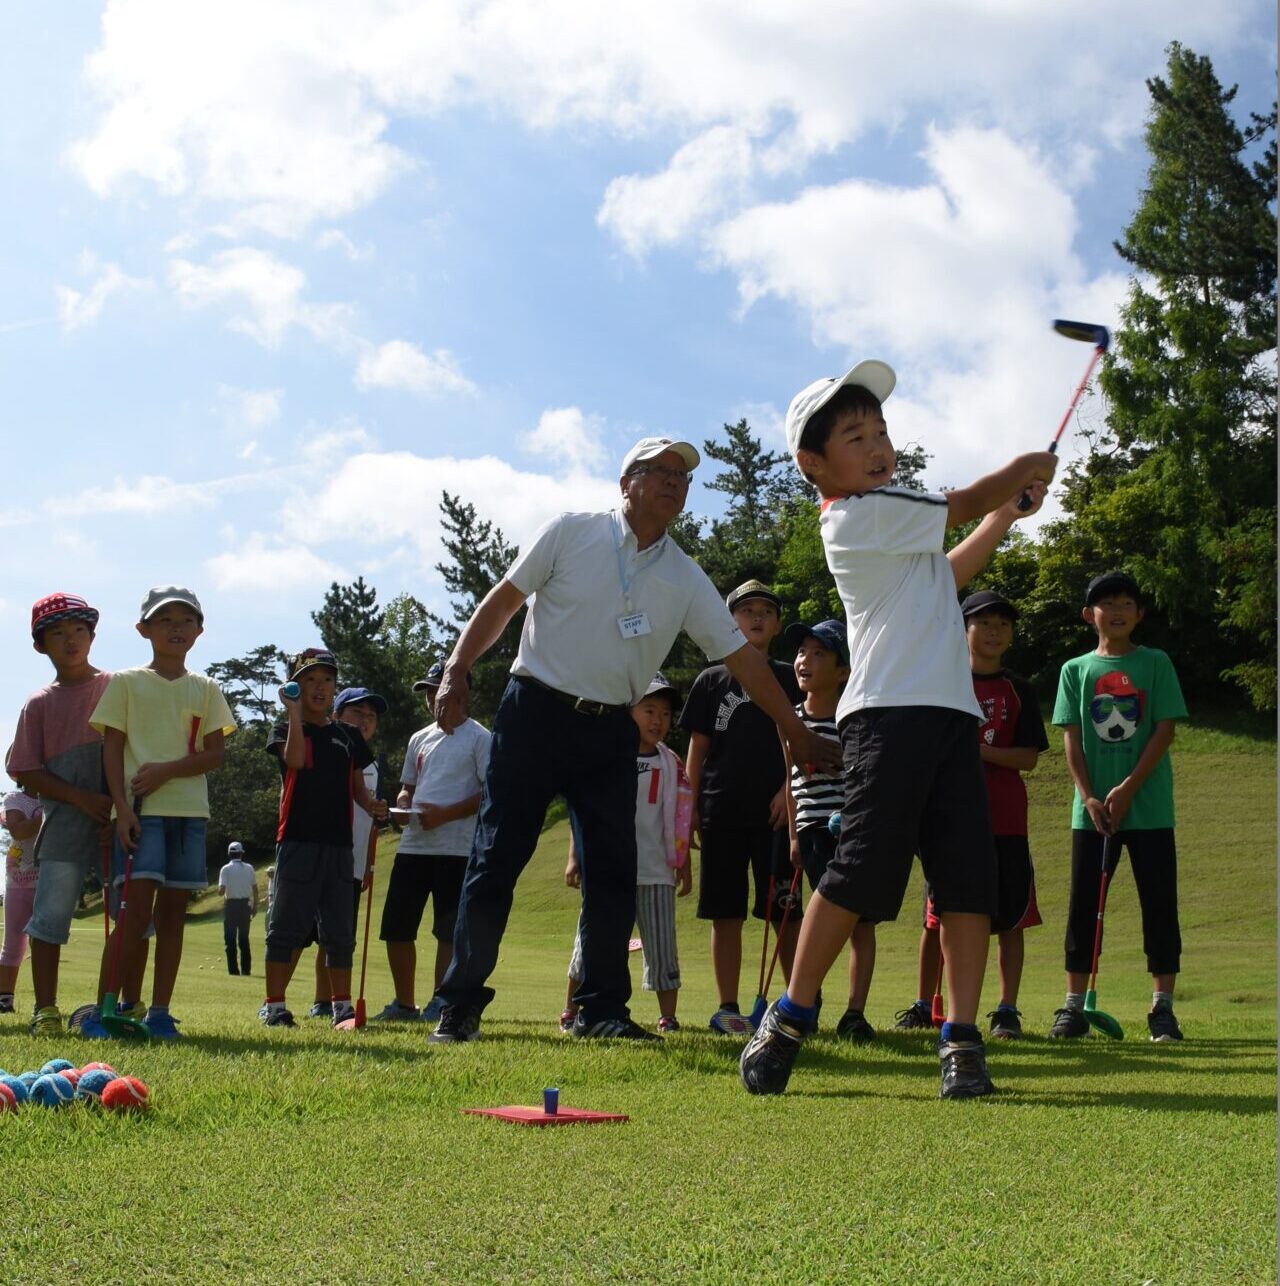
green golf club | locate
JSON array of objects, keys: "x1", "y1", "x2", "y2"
[
  {"x1": 101, "y1": 795, "x2": 150, "y2": 1040},
  {"x1": 1083, "y1": 833, "x2": 1124, "y2": 1040}
]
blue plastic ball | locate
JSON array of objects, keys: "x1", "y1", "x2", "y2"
[
  {"x1": 282, "y1": 681, "x2": 300, "y2": 699},
  {"x1": 30, "y1": 1073, "x2": 75, "y2": 1108},
  {"x1": 40, "y1": 1058, "x2": 75, "y2": 1076},
  {"x1": 827, "y1": 811, "x2": 842, "y2": 837},
  {"x1": 0, "y1": 1074, "x2": 29, "y2": 1105},
  {"x1": 18, "y1": 1071, "x2": 40, "y2": 1089},
  {"x1": 74, "y1": 1069, "x2": 119, "y2": 1101}
]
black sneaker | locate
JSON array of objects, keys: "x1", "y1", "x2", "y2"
[
  {"x1": 939, "y1": 1038, "x2": 997, "y2": 1099},
  {"x1": 1147, "y1": 1005, "x2": 1183, "y2": 1043},
  {"x1": 572, "y1": 1014, "x2": 662, "y2": 1042},
  {"x1": 894, "y1": 1001, "x2": 933, "y2": 1030},
  {"x1": 307, "y1": 1000, "x2": 332, "y2": 1019},
  {"x1": 835, "y1": 1007, "x2": 876, "y2": 1043},
  {"x1": 1047, "y1": 1007, "x2": 1089, "y2": 1039},
  {"x1": 258, "y1": 1004, "x2": 296, "y2": 1028},
  {"x1": 988, "y1": 1007, "x2": 1024, "y2": 1040},
  {"x1": 740, "y1": 1001, "x2": 806, "y2": 1096},
  {"x1": 428, "y1": 1004, "x2": 483, "y2": 1043}
]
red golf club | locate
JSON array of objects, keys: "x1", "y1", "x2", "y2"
[
  {"x1": 101, "y1": 795, "x2": 149, "y2": 1040},
  {"x1": 336, "y1": 849, "x2": 376, "y2": 1032},
  {"x1": 748, "y1": 871, "x2": 778, "y2": 1028},
  {"x1": 930, "y1": 950, "x2": 945, "y2": 1028},
  {"x1": 1019, "y1": 318, "x2": 1111, "y2": 510},
  {"x1": 759, "y1": 865, "x2": 803, "y2": 1009}
]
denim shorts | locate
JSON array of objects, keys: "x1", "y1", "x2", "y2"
[
  {"x1": 112, "y1": 816, "x2": 208, "y2": 890},
  {"x1": 25, "y1": 857, "x2": 92, "y2": 946}
]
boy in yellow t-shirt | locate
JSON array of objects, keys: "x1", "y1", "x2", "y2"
[{"x1": 89, "y1": 586, "x2": 235, "y2": 1039}]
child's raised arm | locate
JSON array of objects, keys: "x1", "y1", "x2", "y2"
[
  {"x1": 946, "y1": 453, "x2": 1057, "y2": 528},
  {"x1": 948, "y1": 482, "x2": 1047, "y2": 590}
]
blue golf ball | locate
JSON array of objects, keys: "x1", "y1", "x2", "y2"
[
  {"x1": 828, "y1": 811, "x2": 842, "y2": 837},
  {"x1": 74, "y1": 1069, "x2": 118, "y2": 1101},
  {"x1": 40, "y1": 1058, "x2": 75, "y2": 1076},
  {"x1": 18, "y1": 1071, "x2": 40, "y2": 1089},
  {"x1": 0, "y1": 1074, "x2": 29, "y2": 1105},
  {"x1": 30, "y1": 1073, "x2": 75, "y2": 1108},
  {"x1": 281, "y1": 681, "x2": 300, "y2": 699}
]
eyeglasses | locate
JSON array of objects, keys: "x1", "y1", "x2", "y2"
[{"x1": 626, "y1": 464, "x2": 693, "y2": 484}]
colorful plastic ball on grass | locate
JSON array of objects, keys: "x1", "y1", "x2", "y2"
[
  {"x1": 58, "y1": 1067, "x2": 82, "y2": 1089},
  {"x1": 74, "y1": 1069, "x2": 118, "y2": 1101},
  {"x1": 0, "y1": 1083, "x2": 17, "y2": 1113},
  {"x1": 40, "y1": 1058, "x2": 75, "y2": 1076},
  {"x1": 0, "y1": 1075, "x2": 29, "y2": 1105},
  {"x1": 101, "y1": 1076, "x2": 150, "y2": 1112},
  {"x1": 18, "y1": 1071, "x2": 40, "y2": 1090},
  {"x1": 80, "y1": 1061, "x2": 116, "y2": 1076},
  {"x1": 30, "y1": 1074, "x2": 76, "y2": 1108}
]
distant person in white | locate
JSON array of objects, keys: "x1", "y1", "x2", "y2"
[
  {"x1": 218, "y1": 841, "x2": 257, "y2": 976},
  {"x1": 428, "y1": 435, "x2": 842, "y2": 1044}
]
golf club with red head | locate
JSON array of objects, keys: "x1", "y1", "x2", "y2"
[{"x1": 1018, "y1": 318, "x2": 1111, "y2": 510}]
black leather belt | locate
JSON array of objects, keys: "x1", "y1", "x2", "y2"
[{"x1": 519, "y1": 675, "x2": 628, "y2": 716}]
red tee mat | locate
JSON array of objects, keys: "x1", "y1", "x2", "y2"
[{"x1": 464, "y1": 1106, "x2": 629, "y2": 1127}]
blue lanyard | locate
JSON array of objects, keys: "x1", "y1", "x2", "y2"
[{"x1": 614, "y1": 527, "x2": 666, "y2": 613}]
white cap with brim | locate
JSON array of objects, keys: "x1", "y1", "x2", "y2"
[
  {"x1": 784, "y1": 360, "x2": 897, "y2": 458},
  {"x1": 620, "y1": 436, "x2": 701, "y2": 478}
]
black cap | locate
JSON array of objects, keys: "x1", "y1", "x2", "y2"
[
  {"x1": 412, "y1": 661, "x2": 472, "y2": 692},
  {"x1": 1085, "y1": 572, "x2": 1142, "y2": 606},
  {"x1": 726, "y1": 579, "x2": 782, "y2": 613},
  {"x1": 960, "y1": 590, "x2": 1018, "y2": 622},
  {"x1": 783, "y1": 619, "x2": 849, "y2": 664}
]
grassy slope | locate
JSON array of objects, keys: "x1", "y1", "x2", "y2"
[{"x1": 0, "y1": 720, "x2": 1274, "y2": 1285}]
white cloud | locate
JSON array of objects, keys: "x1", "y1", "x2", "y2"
[
  {"x1": 521, "y1": 406, "x2": 608, "y2": 470},
  {"x1": 205, "y1": 532, "x2": 345, "y2": 592},
  {"x1": 316, "y1": 229, "x2": 374, "y2": 261},
  {"x1": 55, "y1": 254, "x2": 148, "y2": 331},
  {"x1": 354, "y1": 340, "x2": 474, "y2": 396},
  {"x1": 55, "y1": 474, "x2": 217, "y2": 516},
  {"x1": 298, "y1": 424, "x2": 377, "y2": 462},
  {"x1": 219, "y1": 384, "x2": 283, "y2": 429}
]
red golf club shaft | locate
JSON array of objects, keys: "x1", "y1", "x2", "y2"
[
  {"x1": 756, "y1": 871, "x2": 776, "y2": 999},
  {"x1": 352, "y1": 856, "x2": 376, "y2": 1023},
  {"x1": 762, "y1": 866, "x2": 802, "y2": 998},
  {"x1": 1018, "y1": 340, "x2": 1106, "y2": 510},
  {"x1": 931, "y1": 951, "x2": 945, "y2": 1027}
]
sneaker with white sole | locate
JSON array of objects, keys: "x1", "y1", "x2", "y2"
[
  {"x1": 429, "y1": 1003, "x2": 484, "y2": 1043},
  {"x1": 29, "y1": 1006, "x2": 65, "y2": 1037},
  {"x1": 939, "y1": 1037, "x2": 997, "y2": 1099},
  {"x1": 371, "y1": 1000, "x2": 420, "y2": 1023},
  {"x1": 709, "y1": 1005, "x2": 753, "y2": 1036},
  {"x1": 331, "y1": 1002, "x2": 356, "y2": 1027},
  {"x1": 1047, "y1": 1007, "x2": 1089, "y2": 1039},
  {"x1": 894, "y1": 1001, "x2": 933, "y2": 1030},
  {"x1": 739, "y1": 1001, "x2": 805, "y2": 1096},
  {"x1": 1147, "y1": 1004, "x2": 1183, "y2": 1043},
  {"x1": 989, "y1": 1007, "x2": 1024, "y2": 1040},
  {"x1": 656, "y1": 1015, "x2": 681, "y2": 1034},
  {"x1": 572, "y1": 1013, "x2": 663, "y2": 1042},
  {"x1": 307, "y1": 1000, "x2": 332, "y2": 1019},
  {"x1": 421, "y1": 996, "x2": 445, "y2": 1023},
  {"x1": 259, "y1": 1003, "x2": 296, "y2": 1028}
]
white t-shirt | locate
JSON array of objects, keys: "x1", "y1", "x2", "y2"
[
  {"x1": 218, "y1": 858, "x2": 256, "y2": 900},
  {"x1": 3, "y1": 790, "x2": 42, "y2": 888},
  {"x1": 506, "y1": 509, "x2": 745, "y2": 706},
  {"x1": 401, "y1": 719, "x2": 491, "y2": 857},
  {"x1": 635, "y1": 750, "x2": 674, "y2": 886},
  {"x1": 351, "y1": 761, "x2": 380, "y2": 880},
  {"x1": 820, "y1": 488, "x2": 981, "y2": 725}
]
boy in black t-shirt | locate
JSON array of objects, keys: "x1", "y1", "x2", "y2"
[
  {"x1": 259, "y1": 649, "x2": 387, "y2": 1028},
  {"x1": 681, "y1": 580, "x2": 802, "y2": 1034}
]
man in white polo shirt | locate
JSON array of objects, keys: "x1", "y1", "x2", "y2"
[
  {"x1": 429, "y1": 435, "x2": 843, "y2": 1044},
  {"x1": 217, "y1": 841, "x2": 257, "y2": 976}
]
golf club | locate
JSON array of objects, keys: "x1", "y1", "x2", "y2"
[
  {"x1": 930, "y1": 949, "x2": 945, "y2": 1028},
  {"x1": 100, "y1": 831, "x2": 112, "y2": 945},
  {"x1": 101, "y1": 794, "x2": 150, "y2": 1040},
  {"x1": 748, "y1": 871, "x2": 777, "y2": 1029},
  {"x1": 1018, "y1": 318, "x2": 1111, "y2": 510},
  {"x1": 758, "y1": 865, "x2": 803, "y2": 1015},
  {"x1": 1083, "y1": 833, "x2": 1125, "y2": 1040},
  {"x1": 335, "y1": 847, "x2": 377, "y2": 1032}
]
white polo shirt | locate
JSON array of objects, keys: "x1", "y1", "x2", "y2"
[
  {"x1": 218, "y1": 858, "x2": 256, "y2": 900},
  {"x1": 399, "y1": 719, "x2": 491, "y2": 857},
  {"x1": 820, "y1": 487, "x2": 981, "y2": 725},
  {"x1": 506, "y1": 509, "x2": 745, "y2": 706}
]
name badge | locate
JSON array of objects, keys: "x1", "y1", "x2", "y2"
[{"x1": 617, "y1": 612, "x2": 652, "y2": 639}]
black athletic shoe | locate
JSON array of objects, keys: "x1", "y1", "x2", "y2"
[
  {"x1": 939, "y1": 1038, "x2": 997, "y2": 1099},
  {"x1": 894, "y1": 1001, "x2": 933, "y2": 1030},
  {"x1": 307, "y1": 1000, "x2": 332, "y2": 1019},
  {"x1": 572, "y1": 1014, "x2": 662, "y2": 1042},
  {"x1": 258, "y1": 1004, "x2": 296, "y2": 1028},
  {"x1": 835, "y1": 1007, "x2": 876, "y2": 1043},
  {"x1": 428, "y1": 1004, "x2": 484, "y2": 1044},
  {"x1": 1047, "y1": 1007, "x2": 1089, "y2": 1039},
  {"x1": 740, "y1": 1001, "x2": 806, "y2": 1096},
  {"x1": 1147, "y1": 1005, "x2": 1184, "y2": 1043},
  {"x1": 988, "y1": 1007, "x2": 1024, "y2": 1040}
]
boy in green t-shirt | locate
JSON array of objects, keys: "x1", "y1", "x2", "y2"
[{"x1": 1050, "y1": 572, "x2": 1188, "y2": 1042}]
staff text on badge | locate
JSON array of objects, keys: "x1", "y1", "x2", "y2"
[{"x1": 617, "y1": 612, "x2": 652, "y2": 639}]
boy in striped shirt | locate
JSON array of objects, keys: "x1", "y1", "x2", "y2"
[{"x1": 783, "y1": 618, "x2": 878, "y2": 1042}]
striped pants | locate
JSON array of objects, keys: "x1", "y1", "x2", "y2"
[{"x1": 568, "y1": 883, "x2": 680, "y2": 992}]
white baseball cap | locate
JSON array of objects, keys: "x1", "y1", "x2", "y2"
[
  {"x1": 227, "y1": 841, "x2": 245, "y2": 856},
  {"x1": 140, "y1": 585, "x2": 204, "y2": 623},
  {"x1": 784, "y1": 360, "x2": 897, "y2": 458},
  {"x1": 620, "y1": 436, "x2": 700, "y2": 478}
]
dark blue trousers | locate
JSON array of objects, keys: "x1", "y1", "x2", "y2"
[{"x1": 440, "y1": 678, "x2": 639, "y2": 1021}]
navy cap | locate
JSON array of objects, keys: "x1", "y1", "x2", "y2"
[
  {"x1": 960, "y1": 590, "x2": 1018, "y2": 622},
  {"x1": 334, "y1": 686, "x2": 388, "y2": 715},
  {"x1": 784, "y1": 619, "x2": 849, "y2": 665},
  {"x1": 1085, "y1": 572, "x2": 1142, "y2": 606},
  {"x1": 413, "y1": 661, "x2": 472, "y2": 692}
]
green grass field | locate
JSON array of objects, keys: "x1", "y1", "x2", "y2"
[{"x1": 1, "y1": 718, "x2": 1274, "y2": 1284}]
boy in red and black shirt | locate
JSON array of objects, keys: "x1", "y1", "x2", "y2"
[
  {"x1": 259, "y1": 649, "x2": 386, "y2": 1028},
  {"x1": 904, "y1": 591, "x2": 1048, "y2": 1040}
]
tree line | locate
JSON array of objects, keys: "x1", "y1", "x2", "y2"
[{"x1": 204, "y1": 44, "x2": 1275, "y2": 867}]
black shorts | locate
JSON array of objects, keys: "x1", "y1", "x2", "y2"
[
  {"x1": 1065, "y1": 828, "x2": 1180, "y2": 975},
  {"x1": 818, "y1": 706, "x2": 996, "y2": 923},
  {"x1": 265, "y1": 841, "x2": 356, "y2": 969},
  {"x1": 301, "y1": 879, "x2": 362, "y2": 952},
  {"x1": 924, "y1": 836, "x2": 1041, "y2": 934},
  {"x1": 798, "y1": 824, "x2": 882, "y2": 925},
  {"x1": 379, "y1": 850, "x2": 467, "y2": 944},
  {"x1": 697, "y1": 821, "x2": 801, "y2": 925}
]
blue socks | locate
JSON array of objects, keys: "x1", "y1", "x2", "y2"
[
  {"x1": 940, "y1": 1021, "x2": 981, "y2": 1045},
  {"x1": 777, "y1": 993, "x2": 816, "y2": 1026}
]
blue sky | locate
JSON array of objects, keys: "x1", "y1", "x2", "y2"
[{"x1": 0, "y1": 1, "x2": 1274, "y2": 776}]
